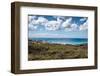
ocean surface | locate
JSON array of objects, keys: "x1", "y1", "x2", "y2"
[{"x1": 30, "y1": 38, "x2": 88, "y2": 45}]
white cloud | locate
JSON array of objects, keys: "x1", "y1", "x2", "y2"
[
  {"x1": 53, "y1": 16, "x2": 66, "y2": 21},
  {"x1": 36, "y1": 17, "x2": 48, "y2": 25},
  {"x1": 28, "y1": 16, "x2": 37, "y2": 23},
  {"x1": 45, "y1": 17, "x2": 65, "y2": 31},
  {"x1": 28, "y1": 24, "x2": 38, "y2": 31},
  {"x1": 29, "y1": 16, "x2": 87, "y2": 31},
  {"x1": 62, "y1": 18, "x2": 78, "y2": 31},
  {"x1": 62, "y1": 18, "x2": 72, "y2": 28},
  {"x1": 64, "y1": 23, "x2": 78, "y2": 31},
  {"x1": 71, "y1": 23, "x2": 78, "y2": 31},
  {"x1": 79, "y1": 21, "x2": 88, "y2": 31},
  {"x1": 30, "y1": 16, "x2": 62, "y2": 31},
  {"x1": 29, "y1": 17, "x2": 48, "y2": 31},
  {"x1": 45, "y1": 21, "x2": 61, "y2": 31},
  {"x1": 31, "y1": 17, "x2": 48, "y2": 25},
  {"x1": 80, "y1": 17, "x2": 87, "y2": 22},
  {"x1": 71, "y1": 23, "x2": 78, "y2": 28}
]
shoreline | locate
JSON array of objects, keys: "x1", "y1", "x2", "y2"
[{"x1": 29, "y1": 39, "x2": 88, "y2": 46}]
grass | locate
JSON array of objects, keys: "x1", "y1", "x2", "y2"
[{"x1": 28, "y1": 42, "x2": 88, "y2": 60}]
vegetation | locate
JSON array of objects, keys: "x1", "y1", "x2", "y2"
[{"x1": 28, "y1": 41, "x2": 88, "y2": 60}]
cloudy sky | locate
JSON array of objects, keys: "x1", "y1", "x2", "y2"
[{"x1": 28, "y1": 15, "x2": 88, "y2": 38}]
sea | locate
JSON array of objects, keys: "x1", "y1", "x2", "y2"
[{"x1": 30, "y1": 38, "x2": 88, "y2": 45}]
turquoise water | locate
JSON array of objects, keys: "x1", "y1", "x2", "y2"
[{"x1": 30, "y1": 38, "x2": 88, "y2": 45}]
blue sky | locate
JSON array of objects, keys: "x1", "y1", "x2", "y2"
[{"x1": 28, "y1": 15, "x2": 88, "y2": 38}]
